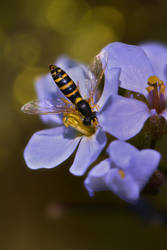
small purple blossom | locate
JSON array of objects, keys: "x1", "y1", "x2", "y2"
[
  {"x1": 24, "y1": 56, "x2": 120, "y2": 176},
  {"x1": 100, "y1": 42, "x2": 167, "y2": 140},
  {"x1": 84, "y1": 140, "x2": 161, "y2": 203}
]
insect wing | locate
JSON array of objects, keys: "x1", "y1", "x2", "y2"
[
  {"x1": 21, "y1": 99, "x2": 75, "y2": 115},
  {"x1": 85, "y1": 51, "x2": 108, "y2": 101},
  {"x1": 91, "y1": 51, "x2": 108, "y2": 88}
]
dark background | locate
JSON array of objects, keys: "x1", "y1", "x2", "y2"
[{"x1": 1, "y1": 0, "x2": 167, "y2": 249}]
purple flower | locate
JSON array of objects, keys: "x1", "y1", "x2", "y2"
[
  {"x1": 84, "y1": 140, "x2": 161, "y2": 203},
  {"x1": 99, "y1": 42, "x2": 167, "y2": 140},
  {"x1": 24, "y1": 56, "x2": 120, "y2": 176}
]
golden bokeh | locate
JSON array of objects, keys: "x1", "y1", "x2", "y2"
[
  {"x1": 68, "y1": 21, "x2": 117, "y2": 61},
  {"x1": 65, "y1": 6, "x2": 125, "y2": 61},
  {"x1": 4, "y1": 33, "x2": 40, "y2": 67},
  {"x1": 1, "y1": 0, "x2": 167, "y2": 249},
  {"x1": 85, "y1": 6, "x2": 125, "y2": 35},
  {"x1": 45, "y1": 0, "x2": 88, "y2": 33},
  {"x1": 13, "y1": 67, "x2": 45, "y2": 105}
]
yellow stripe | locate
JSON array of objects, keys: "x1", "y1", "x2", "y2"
[
  {"x1": 65, "y1": 88, "x2": 78, "y2": 98},
  {"x1": 52, "y1": 72, "x2": 57, "y2": 76},
  {"x1": 62, "y1": 73, "x2": 67, "y2": 78},
  {"x1": 55, "y1": 77, "x2": 62, "y2": 83},
  {"x1": 55, "y1": 73, "x2": 68, "y2": 83},
  {"x1": 60, "y1": 80, "x2": 73, "y2": 90},
  {"x1": 75, "y1": 97, "x2": 83, "y2": 104}
]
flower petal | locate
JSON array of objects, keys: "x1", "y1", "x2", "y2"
[
  {"x1": 84, "y1": 159, "x2": 110, "y2": 196},
  {"x1": 69, "y1": 129, "x2": 107, "y2": 176},
  {"x1": 161, "y1": 108, "x2": 167, "y2": 121},
  {"x1": 98, "y1": 95, "x2": 151, "y2": 140},
  {"x1": 36, "y1": 73, "x2": 64, "y2": 105},
  {"x1": 101, "y1": 42, "x2": 155, "y2": 96},
  {"x1": 67, "y1": 65, "x2": 91, "y2": 99},
  {"x1": 97, "y1": 68, "x2": 121, "y2": 109},
  {"x1": 56, "y1": 56, "x2": 79, "y2": 70},
  {"x1": 56, "y1": 56, "x2": 91, "y2": 98},
  {"x1": 107, "y1": 140, "x2": 138, "y2": 169},
  {"x1": 140, "y1": 42, "x2": 167, "y2": 82},
  {"x1": 106, "y1": 169, "x2": 140, "y2": 202},
  {"x1": 24, "y1": 126, "x2": 81, "y2": 170},
  {"x1": 35, "y1": 73, "x2": 64, "y2": 125},
  {"x1": 129, "y1": 149, "x2": 161, "y2": 189}
]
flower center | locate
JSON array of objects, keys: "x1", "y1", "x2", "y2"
[
  {"x1": 63, "y1": 113, "x2": 96, "y2": 136},
  {"x1": 146, "y1": 76, "x2": 166, "y2": 113},
  {"x1": 118, "y1": 169, "x2": 125, "y2": 179}
]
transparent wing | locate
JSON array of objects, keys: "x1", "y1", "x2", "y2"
[
  {"x1": 82, "y1": 51, "x2": 108, "y2": 101},
  {"x1": 21, "y1": 99, "x2": 76, "y2": 115}
]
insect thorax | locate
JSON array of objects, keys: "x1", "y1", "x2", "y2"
[
  {"x1": 76, "y1": 100, "x2": 97, "y2": 126},
  {"x1": 77, "y1": 100, "x2": 92, "y2": 115}
]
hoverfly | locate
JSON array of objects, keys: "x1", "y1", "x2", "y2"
[{"x1": 21, "y1": 53, "x2": 106, "y2": 135}]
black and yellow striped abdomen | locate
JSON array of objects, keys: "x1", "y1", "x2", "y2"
[
  {"x1": 49, "y1": 64, "x2": 83, "y2": 104},
  {"x1": 49, "y1": 64, "x2": 97, "y2": 126}
]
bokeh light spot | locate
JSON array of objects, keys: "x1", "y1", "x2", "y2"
[
  {"x1": 46, "y1": 0, "x2": 86, "y2": 34},
  {"x1": 4, "y1": 33, "x2": 40, "y2": 67},
  {"x1": 91, "y1": 6, "x2": 125, "y2": 35},
  {"x1": 68, "y1": 22, "x2": 118, "y2": 61},
  {"x1": 13, "y1": 67, "x2": 46, "y2": 106},
  {"x1": 64, "y1": 6, "x2": 124, "y2": 61}
]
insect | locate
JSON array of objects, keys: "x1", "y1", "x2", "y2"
[
  {"x1": 49, "y1": 64, "x2": 97, "y2": 126},
  {"x1": 21, "y1": 52, "x2": 106, "y2": 135}
]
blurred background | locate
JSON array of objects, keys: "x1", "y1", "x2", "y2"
[{"x1": 1, "y1": 0, "x2": 167, "y2": 249}]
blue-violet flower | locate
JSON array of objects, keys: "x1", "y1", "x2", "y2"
[
  {"x1": 100, "y1": 42, "x2": 167, "y2": 140},
  {"x1": 24, "y1": 56, "x2": 120, "y2": 175},
  {"x1": 84, "y1": 140, "x2": 161, "y2": 202}
]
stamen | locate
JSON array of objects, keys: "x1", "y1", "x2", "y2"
[
  {"x1": 146, "y1": 76, "x2": 166, "y2": 113},
  {"x1": 159, "y1": 80, "x2": 166, "y2": 95},
  {"x1": 147, "y1": 76, "x2": 160, "y2": 86},
  {"x1": 118, "y1": 169, "x2": 125, "y2": 179}
]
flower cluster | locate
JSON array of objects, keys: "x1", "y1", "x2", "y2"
[
  {"x1": 22, "y1": 42, "x2": 167, "y2": 203},
  {"x1": 84, "y1": 140, "x2": 160, "y2": 202}
]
